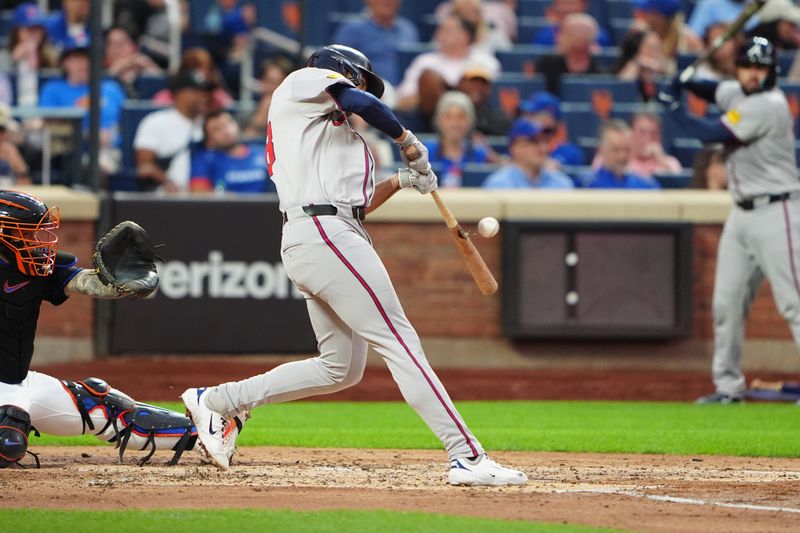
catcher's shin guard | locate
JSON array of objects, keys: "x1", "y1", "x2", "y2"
[
  {"x1": 62, "y1": 378, "x2": 197, "y2": 466},
  {"x1": 0, "y1": 405, "x2": 39, "y2": 468}
]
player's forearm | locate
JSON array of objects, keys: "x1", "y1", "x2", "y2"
[
  {"x1": 683, "y1": 79, "x2": 719, "y2": 103},
  {"x1": 65, "y1": 269, "x2": 128, "y2": 299},
  {"x1": 668, "y1": 108, "x2": 735, "y2": 143},
  {"x1": 366, "y1": 174, "x2": 401, "y2": 214}
]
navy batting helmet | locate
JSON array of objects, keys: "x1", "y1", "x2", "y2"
[
  {"x1": 307, "y1": 45, "x2": 385, "y2": 99},
  {"x1": 736, "y1": 36, "x2": 778, "y2": 91}
]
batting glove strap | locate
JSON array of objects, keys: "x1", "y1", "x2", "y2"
[
  {"x1": 398, "y1": 168, "x2": 438, "y2": 195},
  {"x1": 396, "y1": 131, "x2": 431, "y2": 175}
]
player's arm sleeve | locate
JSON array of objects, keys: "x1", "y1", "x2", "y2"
[
  {"x1": 684, "y1": 79, "x2": 719, "y2": 103},
  {"x1": 326, "y1": 84, "x2": 404, "y2": 139},
  {"x1": 43, "y1": 252, "x2": 82, "y2": 305},
  {"x1": 719, "y1": 97, "x2": 768, "y2": 143},
  {"x1": 667, "y1": 106, "x2": 737, "y2": 143}
]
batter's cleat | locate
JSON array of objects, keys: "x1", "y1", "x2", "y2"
[
  {"x1": 448, "y1": 454, "x2": 528, "y2": 486},
  {"x1": 222, "y1": 409, "x2": 250, "y2": 465},
  {"x1": 181, "y1": 387, "x2": 229, "y2": 470},
  {"x1": 695, "y1": 392, "x2": 743, "y2": 404}
]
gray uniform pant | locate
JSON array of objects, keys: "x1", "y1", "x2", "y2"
[
  {"x1": 206, "y1": 207, "x2": 483, "y2": 459},
  {"x1": 712, "y1": 198, "x2": 800, "y2": 395}
]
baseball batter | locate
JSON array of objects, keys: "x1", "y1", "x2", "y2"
[
  {"x1": 0, "y1": 190, "x2": 240, "y2": 468},
  {"x1": 182, "y1": 45, "x2": 527, "y2": 485},
  {"x1": 659, "y1": 36, "x2": 800, "y2": 403}
]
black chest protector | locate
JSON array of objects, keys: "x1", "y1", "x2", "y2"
[{"x1": 0, "y1": 252, "x2": 81, "y2": 384}]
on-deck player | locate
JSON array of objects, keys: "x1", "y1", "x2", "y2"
[
  {"x1": 658, "y1": 36, "x2": 800, "y2": 403},
  {"x1": 182, "y1": 45, "x2": 527, "y2": 485},
  {"x1": 0, "y1": 190, "x2": 241, "y2": 468}
]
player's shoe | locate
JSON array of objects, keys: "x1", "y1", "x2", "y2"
[
  {"x1": 448, "y1": 454, "x2": 528, "y2": 486},
  {"x1": 181, "y1": 387, "x2": 230, "y2": 470},
  {"x1": 695, "y1": 392, "x2": 743, "y2": 404},
  {"x1": 222, "y1": 409, "x2": 250, "y2": 465}
]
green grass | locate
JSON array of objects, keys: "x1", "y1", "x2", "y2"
[
  {"x1": 34, "y1": 400, "x2": 800, "y2": 457},
  {"x1": 3, "y1": 509, "x2": 624, "y2": 533}
]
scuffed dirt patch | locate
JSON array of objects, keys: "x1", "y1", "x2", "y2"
[{"x1": 2, "y1": 447, "x2": 799, "y2": 533}]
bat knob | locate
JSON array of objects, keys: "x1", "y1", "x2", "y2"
[{"x1": 679, "y1": 66, "x2": 695, "y2": 84}]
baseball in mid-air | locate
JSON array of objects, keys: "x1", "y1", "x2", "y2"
[{"x1": 478, "y1": 217, "x2": 500, "y2": 238}]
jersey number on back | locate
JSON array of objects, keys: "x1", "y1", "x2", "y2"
[{"x1": 265, "y1": 121, "x2": 276, "y2": 177}]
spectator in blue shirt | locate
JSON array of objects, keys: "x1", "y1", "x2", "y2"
[
  {"x1": 424, "y1": 91, "x2": 489, "y2": 187},
  {"x1": 45, "y1": 0, "x2": 90, "y2": 51},
  {"x1": 332, "y1": 0, "x2": 420, "y2": 86},
  {"x1": 688, "y1": 0, "x2": 747, "y2": 41},
  {"x1": 39, "y1": 46, "x2": 126, "y2": 173},
  {"x1": 483, "y1": 119, "x2": 574, "y2": 189},
  {"x1": 533, "y1": 0, "x2": 612, "y2": 47},
  {"x1": 190, "y1": 111, "x2": 269, "y2": 194},
  {"x1": 518, "y1": 91, "x2": 583, "y2": 166},
  {"x1": 584, "y1": 119, "x2": 660, "y2": 189}
]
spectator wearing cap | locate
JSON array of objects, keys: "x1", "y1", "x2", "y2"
[
  {"x1": 0, "y1": 3, "x2": 57, "y2": 106},
  {"x1": 688, "y1": 0, "x2": 748, "y2": 42},
  {"x1": 45, "y1": 0, "x2": 90, "y2": 51},
  {"x1": 152, "y1": 48, "x2": 234, "y2": 112},
  {"x1": 332, "y1": 0, "x2": 420, "y2": 86},
  {"x1": 633, "y1": 0, "x2": 703, "y2": 67},
  {"x1": 39, "y1": 46, "x2": 127, "y2": 173},
  {"x1": 748, "y1": 0, "x2": 800, "y2": 50},
  {"x1": 0, "y1": 104, "x2": 30, "y2": 186},
  {"x1": 532, "y1": 0, "x2": 612, "y2": 47},
  {"x1": 104, "y1": 25, "x2": 163, "y2": 98},
  {"x1": 424, "y1": 91, "x2": 490, "y2": 187},
  {"x1": 395, "y1": 13, "x2": 501, "y2": 123},
  {"x1": 456, "y1": 65, "x2": 512, "y2": 136},
  {"x1": 483, "y1": 119, "x2": 574, "y2": 189},
  {"x1": 134, "y1": 71, "x2": 211, "y2": 193},
  {"x1": 518, "y1": 91, "x2": 583, "y2": 167},
  {"x1": 535, "y1": 13, "x2": 604, "y2": 96},
  {"x1": 584, "y1": 119, "x2": 660, "y2": 189}
]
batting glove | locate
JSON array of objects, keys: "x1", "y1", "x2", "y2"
[
  {"x1": 396, "y1": 131, "x2": 432, "y2": 175},
  {"x1": 398, "y1": 167, "x2": 438, "y2": 195}
]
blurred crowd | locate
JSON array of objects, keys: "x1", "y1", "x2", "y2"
[{"x1": 2, "y1": 0, "x2": 797, "y2": 192}]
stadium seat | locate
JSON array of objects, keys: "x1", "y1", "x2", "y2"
[
  {"x1": 517, "y1": 16, "x2": 552, "y2": 44},
  {"x1": 120, "y1": 102, "x2": 167, "y2": 172},
  {"x1": 0, "y1": 11, "x2": 13, "y2": 40},
  {"x1": 671, "y1": 137, "x2": 703, "y2": 168},
  {"x1": 497, "y1": 45, "x2": 553, "y2": 73},
  {"x1": 653, "y1": 169, "x2": 693, "y2": 189},
  {"x1": 133, "y1": 74, "x2": 169, "y2": 99},
  {"x1": 560, "y1": 76, "x2": 639, "y2": 104},
  {"x1": 608, "y1": 18, "x2": 633, "y2": 46},
  {"x1": 462, "y1": 163, "x2": 501, "y2": 187},
  {"x1": 519, "y1": 0, "x2": 549, "y2": 18},
  {"x1": 490, "y1": 74, "x2": 546, "y2": 116},
  {"x1": 607, "y1": 0, "x2": 635, "y2": 20}
]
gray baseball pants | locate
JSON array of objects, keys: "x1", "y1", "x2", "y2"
[
  {"x1": 205, "y1": 206, "x2": 483, "y2": 459},
  {"x1": 711, "y1": 197, "x2": 800, "y2": 396}
]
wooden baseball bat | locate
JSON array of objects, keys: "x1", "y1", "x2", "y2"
[
  {"x1": 401, "y1": 142, "x2": 498, "y2": 295},
  {"x1": 679, "y1": 0, "x2": 767, "y2": 83},
  {"x1": 431, "y1": 190, "x2": 498, "y2": 296}
]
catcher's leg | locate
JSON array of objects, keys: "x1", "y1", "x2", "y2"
[
  {"x1": 59, "y1": 376, "x2": 197, "y2": 465},
  {"x1": 0, "y1": 376, "x2": 37, "y2": 468}
]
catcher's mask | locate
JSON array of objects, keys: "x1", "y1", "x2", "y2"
[
  {"x1": 0, "y1": 190, "x2": 60, "y2": 276},
  {"x1": 307, "y1": 44, "x2": 385, "y2": 99}
]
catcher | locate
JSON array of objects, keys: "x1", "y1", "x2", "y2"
[{"x1": 0, "y1": 190, "x2": 242, "y2": 468}]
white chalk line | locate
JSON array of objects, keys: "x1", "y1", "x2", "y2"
[{"x1": 554, "y1": 487, "x2": 800, "y2": 514}]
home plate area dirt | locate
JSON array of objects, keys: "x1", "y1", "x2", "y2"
[{"x1": 1, "y1": 447, "x2": 799, "y2": 532}]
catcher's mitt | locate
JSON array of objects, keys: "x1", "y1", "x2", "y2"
[{"x1": 93, "y1": 221, "x2": 159, "y2": 298}]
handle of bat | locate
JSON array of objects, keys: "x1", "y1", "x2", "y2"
[
  {"x1": 430, "y1": 190, "x2": 458, "y2": 229},
  {"x1": 679, "y1": 65, "x2": 695, "y2": 84}
]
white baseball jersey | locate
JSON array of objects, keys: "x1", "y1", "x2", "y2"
[
  {"x1": 267, "y1": 68, "x2": 376, "y2": 212},
  {"x1": 716, "y1": 80, "x2": 800, "y2": 200}
]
